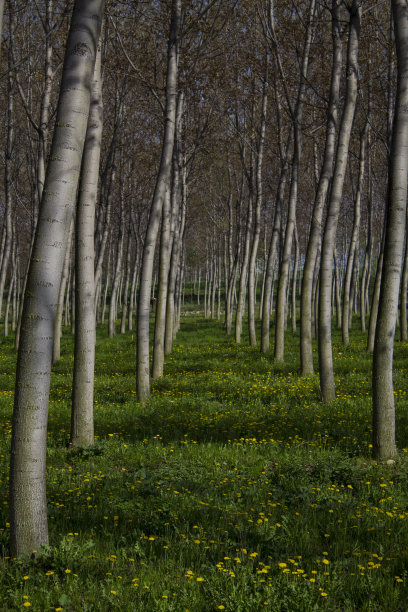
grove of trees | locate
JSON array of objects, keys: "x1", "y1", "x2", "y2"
[{"x1": 1, "y1": 0, "x2": 408, "y2": 560}]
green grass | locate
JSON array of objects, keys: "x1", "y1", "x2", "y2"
[{"x1": 1, "y1": 314, "x2": 408, "y2": 610}]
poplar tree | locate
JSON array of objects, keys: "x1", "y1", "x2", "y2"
[
  {"x1": 9, "y1": 0, "x2": 104, "y2": 556},
  {"x1": 372, "y1": 0, "x2": 408, "y2": 460}
]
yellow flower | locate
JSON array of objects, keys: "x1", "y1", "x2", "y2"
[
  {"x1": 23, "y1": 604, "x2": 31, "y2": 608},
  {"x1": 197, "y1": 577, "x2": 204, "y2": 582},
  {"x1": 278, "y1": 563, "x2": 287, "y2": 568},
  {"x1": 321, "y1": 592, "x2": 328, "y2": 597},
  {"x1": 322, "y1": 559, "x2": 330, "y2": 565},
  {"x1": 65, "y1": 569, "x2": 71, "y2": 574},
  {"x1": 111, "y1": 590, "x2": 117, "y2": 595}
]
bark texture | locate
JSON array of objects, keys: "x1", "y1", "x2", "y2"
[
  {"x1": 318, "y1": 2, "x2": 361, "y2": 402},
  {"x1": 9, "y1": 0, "x2": 104, "y2": 556},
  {"x1": 372, "y1": 0, "x2": 408, "y2": 460},
  {"x1": 71, "y1": 34, "x2": 103, "y2": 447},
  {"x1": 300, "y1": 0, "x2": 342, "y2": 374},
  {"x1": 137, "y1": 0, "x2": 180, "y2": 403}
]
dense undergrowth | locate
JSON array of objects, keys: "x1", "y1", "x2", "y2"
[{"x1": 0, "y1": 314, "x2": 408, "y2": 610}]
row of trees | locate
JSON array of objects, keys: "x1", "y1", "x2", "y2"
[{"x1": 1, "y1": 0, "x2": 408, "y2": 556}]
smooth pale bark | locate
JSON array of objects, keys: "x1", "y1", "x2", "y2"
[
  {"x1": 71, "y1": 37, "x2": 103, "y2": 447},
  {"x1": 100, "y1": 237, "x2": 111, "y2": 326},
  {"x1": 274, "y1": 0, "x2": 315, "y2": 361},
  {"x1": 10, "y1": 0, "x2": 104, "y2": 557},
  {"x1": 65, "y1": 260, "x2": 72, "y2": 327},
  {"x1": 318, "y1": 2, "x2": 361, "y2": 403},
  {"x1": 372, "y1": 0, "x2": 408, "y2": 461},
  {"x1": 367, "y1": 236, "x2": 385, "y2": 353},
  {"x1": 37, "y1": 0, "x2": 54, "y2": 207},
  {"x1": 137, "y1": 0, "x2": 180, "y2": 404},
  {"x1": 120, "y1": 227, "x2": 132, "y2": 334},
  {"x1": 53, "y1": 218, "x2": 74, "y2": 363},
  {"x1": 300, "y1": 0, "x2": 342, "y2": 374},
  {"x1": 12, "y1": 255, "x2": 18, "y2": 331},
  {"x1": 4, "y1": 236, "x2": 16, "y2": 338},
  {"x1": 128, "y1": 218, "x2": 142, "y2": 331},
  {"x1": 360, "y1": 143, "x2": 373, "y2": 332},
  {"x1": 164, "y1": 97, "x2": 184, "y2": 355},
  {"x1": 70, "y1": 264, "x2": 76, "y2": 335},
  {"x1": 258, "y1": 227, "x2": 267, "y2": 320},
  {"x1": 400, "y1": 213, "x2": 408, "y2": 341},
  {"x1": 94, "y1": 163, "x2": 115, "y2": 312},
  {"x1": 152, "y1": 187, "x2": 172, "y2": 378},
  {"x1": 342, "y1": 122, "x2": 367, "y2": 345},
  {"x1": 108, "y1": 194, "x2": 124, "y2": 338},
  {"x1": 291, "y1": 224, "x2": 299, "y2": 334},
  {"x1": 333, "y1": 249, "x2": 342, "y2": 328},
  {"x1": 248, "y1": 83, "x2": 267, "y2": 347},
  {"x1": 174, "y1": 210, "x2": 186, "y2": 335},
  {"x1": 168, "y1": 193, "x2": 186, "y2": 347},
  {"x1": 260, "y1": 74, "x2": 288, "y2": 354},
  {"x1": 235, "y1": 194, "x2": 253, "y2": 344},
  {"x1": 260, "y1": 165, "x2": 285, "y2": 353},
  {"x1": 226, "y1": 171, "x2": 243, "y2": 334}
]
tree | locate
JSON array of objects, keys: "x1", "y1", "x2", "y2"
[
  {"x1": 137, "y1": 0, "x2": 180, "y2": 404},
  {"x1": 273, "y1": 0, "x2": 315, "y2": 362},
  {"x1": 372, "y1": 0, "x2": 408, "y2": 460},
  {"x1": 300, "y1": 0, "x2": 342, "y2": 375},
  {"x1": 71, "y1": 26, "x2": 104, "y2": 447},
  {"x1": 318, "y1": 1, "x2": 361, "y2": 403},
  {"x1": 9, "y1": 0, "x2": 104, "y2": 556}
]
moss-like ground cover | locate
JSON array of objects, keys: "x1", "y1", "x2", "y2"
[{"x1": 1, "y1": 315, "x2": 408, "y2": 610}]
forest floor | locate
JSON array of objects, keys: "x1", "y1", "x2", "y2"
[{"x1": 1, "y1": 314, "x2": 408, "y2": 610}]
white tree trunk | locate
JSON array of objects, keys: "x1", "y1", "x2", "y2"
[
  {"x1": 137, "y1": 0, "x2": 180, "y2": 403},
  {"x1": 318, "y1": 2, "x2": 361, "y2": 402},
  {"x1": 71, "y1": 35, "x2": 103, "y2": 446},
  {"x1": 10, "y1": 0, "x2": 104, "y2": 556},
  {"x1": 372, "y1": 0, "x2": 408, "y2": 460}
]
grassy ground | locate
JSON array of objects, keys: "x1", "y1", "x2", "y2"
[{"x1": 0, "y1": 314, "x2": 408, "y2": 610}]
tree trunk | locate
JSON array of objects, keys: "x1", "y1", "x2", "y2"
[
  {"x1": 367, "y1": 230, "x2": 385, "y2": 353},
  {"x1": 9, "y1": 0, "x2": 104, "y2": 557},
  {"x1": 53, "y1": 218, "x2": 74, "y2": 363},
  {"x1": 291, "y1": 223, "x2": 299, "y2": 335},
  {"x1": 108, "y1": 193, "x2": 124, "y2": 338},
  {"x1": 300, "y1": 0, "x2": 342, "y2": 374},
  {"x1": 137, "y1": 0, "x2": 180, "y2": 404},
  {"x1": 152, "y1": 186, "x2": 172, "y2": 378},
  {"x1": 248, "y1": 82, "x2": 267, "y2": 347},
  {"x1": 400, "y1": 213, "x2": 408, "y2": 341},
  {"x1": 235, "y1": 194, "x2": 252, "y2": 344},
  {"x1": 120, "y1": 226, "x2": 132, "y2": 334},
  {"x1": 318, "y1": 2, "x2": 361, "y2": 403},
  {"x1": 360, "y1": 143, "x2": 373, "y2": 332},
  {"x1": 71, "y1": 34, "x2": 103, "y2": 446},
  {"x1": 274, "y1": 0, "x2": 315, "y2": 361},
  {"x1": 342, "y1": 121, "x2": 367, "y2": 345},
  {"x1": 372, "y1": 0, "x2": 408, "y2": 460}
]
